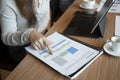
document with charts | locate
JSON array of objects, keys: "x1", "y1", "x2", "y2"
[
  {"x1": 25, "y1": 32, "x2": 103, "y2": 79},
  {"x1": 98, "y1": 0, "x2": 120, "y2": 13},
  {"x1": 115, "y1": 16, "x2": 120, "y2": 36}
]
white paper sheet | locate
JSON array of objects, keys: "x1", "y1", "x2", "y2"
[
  {"x1": 25, "y1": 32, "x2": 101, "y2": 77},
  {"x1": 97, "y1": 0, "x2": 120, "y2": 13},
  {"x1": 115, "y1": 16, "x2": 120, "y2": 36}
]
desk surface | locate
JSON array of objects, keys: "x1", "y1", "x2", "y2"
[{"x1": 5, "y1": 0, "x2": 120, "y2": 80}]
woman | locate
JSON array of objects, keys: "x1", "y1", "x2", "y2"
[{"x1": 0, "y1": 0, "x2": 52, "y2": 62}]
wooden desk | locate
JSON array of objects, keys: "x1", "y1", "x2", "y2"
[{"x1": 5, "y1": 0, "x2": 120, "y2": 80}]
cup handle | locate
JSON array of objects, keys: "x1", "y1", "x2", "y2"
[
  {"x1": 106, "y1": 39, "x2": 112, "y2": 47},
  {"x1": 106, "y1": 39, "x2": 110, "y2": 43}
]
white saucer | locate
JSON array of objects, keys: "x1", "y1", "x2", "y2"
[
  {"x1": 80, "y1": 3, "x2": 98, "y2": 9},
  {"x1": 103, "y1": 41, "x2": 120, "y2": 57}
]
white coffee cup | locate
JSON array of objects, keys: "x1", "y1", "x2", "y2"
[
  {"x1": 81, "y1": 0, "x2": 96, "y2": 8},
  {"x1": 109, "y1": 36, "x2": 120, "y2": 52}
]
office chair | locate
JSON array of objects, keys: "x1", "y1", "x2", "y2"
[
  {"x1": 50, "y1": 0, "x2": 74, "y2": 24},
  {"x1": 59, "y1": 0, "x2": 74, "y2": 13},
  {"x1": 0, "y1": 26, "x2": 19, "y2": 79},
  {"x1": 0, "y1": 25, "x2": 19, "y2": 71},
  {"x1": 0, "y1": 45, "x2": 18, "y2": 71}
]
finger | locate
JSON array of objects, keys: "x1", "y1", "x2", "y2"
[
  {"x1": 43, "y1": 37, "x2": 54, "y2": 55},
  {"x1": 34, "y1": 41, "x2": 42, "y2": 50},
  {"x1": 38, "y1": 38, "x2": 46, "y2": 50},
  {"x1": 46, "y1": 40, "x2": 54, "y2": 45},
  {"x1": 42, "y1": 36, "x2": 53, "y2": 45},
  {"x1": 31, "y1": 43, "x2": 39, "y2": 50}
]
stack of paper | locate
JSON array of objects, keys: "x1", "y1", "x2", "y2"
[
  {"x1": 115, "y1": 16, "x2": 120, "y2": 36},
  {"x1": 97, "y1": 0, "x2": 120, "y2": 13},
  {"x1": 25, "y1": 32, "x2": 103, "y2": 79}
]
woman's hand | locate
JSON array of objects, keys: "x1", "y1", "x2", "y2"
[{"x1": 29, "y1": 29, "x2": 53, "y2": 54}]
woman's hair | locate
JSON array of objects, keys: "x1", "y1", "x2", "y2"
[{"x1": 15, "y1": 0, "x2": 37, "y2": 27}]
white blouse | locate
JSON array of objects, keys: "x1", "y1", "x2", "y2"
[{"x1": 0, "y1": 0, "x2": 50, "y2": 46}]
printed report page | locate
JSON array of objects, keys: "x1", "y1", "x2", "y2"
[{"x1": 25, "y1": 32, "x2": 100, "y2": 76}]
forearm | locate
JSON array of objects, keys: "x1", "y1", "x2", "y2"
[{"x1": 1, "y1": 28, "x2": 34, "y2": 46}]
